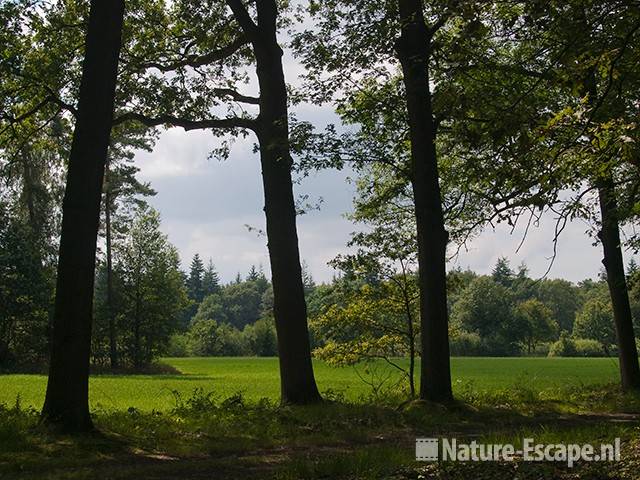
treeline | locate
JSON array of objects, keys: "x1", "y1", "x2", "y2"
[
  {"x1": 448, "y1": 259, "x2": 640, "y2": 357},
  {"x1": 308, "y1": 258, "x2": 640, "y2": 363},
  {"x1": 166, "y1": 259, "x2": 278, "y2": 359},
  {"x1": 167, "y1": 258, "x2": 324, "y2": 359}
]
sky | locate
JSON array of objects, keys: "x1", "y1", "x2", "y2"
[{"x1": 131, "y1": 29, "x2": 636, "y2": 286}]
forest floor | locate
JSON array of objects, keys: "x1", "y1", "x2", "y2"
[
  {"x1": 1, "y1": 358, "x2": 639, "y2": 479},
  {"x1": 1, "y1": 385, "x2": 640, "y2": 479}
]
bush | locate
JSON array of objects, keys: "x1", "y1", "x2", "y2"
[
  {"x1": 548, "y1": 332, "x2": 577, "y2": 357},
  {"x1": 574, "y1": 338, "x2": 611, "y2": 357},
  {"x1": 242, "y1": 318, "x2": 277, "y2": 356},
  {"x1": 166, "y1": 333, "x2": 190, "y2": 357},
  {"x1": 450, "y1": 332, "x2": 483, "y2": 356}
]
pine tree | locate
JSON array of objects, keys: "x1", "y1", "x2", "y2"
[
  {"x1": 492, "y1": 257, "x2": 514, "y2": 288},
  {"x1": 627, "y1": 259, "x2": 639, "y2": 277},
  {"x1": 187, "y1": 254, "x2": 205, "y2": 303},
  {"x1": 202, "y1": 259, "x2": 220, "y2": 296},
  {"x1": 301, "y1": 260, "x2": 316, "y2": 295},
  {"x1": 247, "y1": 265, "x2": 259, "y2": 282}
]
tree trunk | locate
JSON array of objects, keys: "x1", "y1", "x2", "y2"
[
  {"x1": 252, "y1": 0, "x2": 321, "y2": 404},
  {"x1": 134, "y1": 277, "x2": 142, "y2": 370},
  {"x1": 598, "y1": 174, "x2": 640, "y2": 390},
  {"x1": 581, "y1": 57, "x2": 640, "y2": 390},
  {"x1": 396, "y1": 0, "x2": 453, "y2": 403},
  {"x1": 104, "y1": 159, "x2": 118, "y2": 370},
  {"x1": 20, "y1": 148, "x2": 38, "y2": 236},
  {"x1": 41, "y1": 0, "x2": 125, "y2": 432},
  {"x1": 399, "y1": 275, "x2": 416, "y2": 397}
]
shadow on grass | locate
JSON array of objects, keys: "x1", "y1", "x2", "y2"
[{"x1": 1, "y1": 384, "x2": 639, "y2": 479}]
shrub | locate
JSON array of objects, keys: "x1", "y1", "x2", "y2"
[
  {"x1": 166, "y1": 333, "x2": 190, "y2": 357},
  {"x1": 449, "y1": 332, "x2": 483, "y2": 356},
  {"x1": 574, "y1": 338, "x2": 611, "y2": 357},
  {"x1": 548, "y1": 332, "x2": 577, "y2": 357}
]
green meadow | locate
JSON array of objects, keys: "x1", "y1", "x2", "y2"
[{"x1": 0, "y1": 357, "x2": 621, "y2": 411}]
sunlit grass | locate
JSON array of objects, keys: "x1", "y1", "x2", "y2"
[{"x1": 0, "y1": 357, "x2": 621, "y2": 412}]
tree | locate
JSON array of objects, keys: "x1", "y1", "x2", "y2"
[
  {"x1": 247, "y1": 265, "x2": 259, "y2": 282},
  {"x1": 202, "y1": 259, "x2": 221, "y2": 297},
  {"x1": 243, "y1": 318, "x2": 278, "y2": 357},
  {"x1": 301, "y1": 260, "x2": 316, "y2": 295},
  {"x1": 327, "y1": 164, "x2": 422, "y2": 396},
  {"x1": 514, "y1": 299, "x2": 558, "y2": 354},
  {"x1": 102, "y1": 124, "x2": 156, "y2": 369},
  {"x1": 395, "y1": 0, "x2": 456, "y2": 402},
  {"x1": 535, "y1": 279, "x2": 581, "y2": 333},
  {"x1": 434, "y1": 0, "x2": 640, "y2": 389},
  {"x1": 0, "y1": 203, "x2": 51, "y2": 367},
  {"x1": 7, "y1": 0, "x2": 322, "y2": 404},
  {"x1": 312, "y1": 280, "x2": 420, "y2": 397},
  {"x1": 573, "y1": 298, "x2": 617, "y2": 356},
  {"x1": 187, "y1": 254, "x2": 206, "y2": 304},
  {"x1": 41, "y1": 0, "x2": 125, "y2": 432},
  {"x1": 114, "y1": 206, "x2": 188, "y2": 368},
  {"x1": 188, "y1": 318, "x2": 221, "y2": 357},
  {"x1": 451, "y1": 277, "x2": 524, "y2": 356},
  {"x1": 113, "y1": 0, "x2": 322, "y2": 404},
  {"x1": 218, "y1": 282, "x2": 263, "y2": 329},
  {"x1": 294, "y1": 0, "x2": 487, "y2": 403},
  {"x1": 492, "y1": 258, "x2": 515, "y2": 288}
]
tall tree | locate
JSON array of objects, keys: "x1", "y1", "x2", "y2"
[
  {"x1": 444, "y1": 0, "x2": 640, "y2": 389},
  {"x1": 41, "y1": 0, "x2": 125, "y2": 431},
  {"x1": 102, "y1": 124, "x2": 156, "y2": 369},
  {"x1": 231, "y1": 0, "x2": 321, "y2": 403},
  {"x1": 118, "y1": 0, "x2": 322, "y2": 403},
  {"x1": 202, "y1": 259, "x2": 221, "y2": 296},
  {"x1": 187, "y1": 254, "x2": 206, "y2": 304},
  {"x1": 6, "y1": 0, "x2": 322, "y2": 404},
  {"x1": 115, "y1": 206, "x2": 188, "y2": 368},
  {"x1": 394, "y1": 0, "x2": 452, "y2": 402},
  {"x1": 293, "y1": 0, "x2": 496, "y2": 402}
]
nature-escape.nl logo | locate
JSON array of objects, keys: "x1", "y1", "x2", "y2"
[{"x1": 415, "y1": 437, "x2": 621, "y2": 468}]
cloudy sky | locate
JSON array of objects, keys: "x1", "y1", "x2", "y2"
[
  {"x1": 134, "y1": 121, "x2": 631, "y2": 285},
  {"x1": 132, "y1": 41, "x2": 635, "y2": 285}
]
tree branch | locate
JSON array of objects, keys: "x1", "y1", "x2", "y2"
[
  {"x1": 226, "y1": 0, "x2": 259, "y2": 39},
  {"x1": 113, "y1": 111, "x2": 258, "y2": 132},
  {"x1": 132, "y1": 35, "x2": 250, "y2": 72},
  {"x1": 212, "y1": 88, "x2": 259, "y2": 104}
]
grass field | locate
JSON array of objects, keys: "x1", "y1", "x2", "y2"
[
  {"x1": 0, "y1": 356, "x2": 621, "y2": 411},
  {"x1": 1, "y1": 356, "x2": 639, "y2": 480}
]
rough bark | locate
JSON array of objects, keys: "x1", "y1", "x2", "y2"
[
  {"x1": 240, "y1": 0, "x2": 321, "y2": 404},
  {"x1": 396, "y1": 0, "x2": 453, "y2": 403},
  {"x1": 41, "y1": 0, "x2": 125, "y2": 432},
  {"x1": 598, "y1": 174, "x2": 640, "y2": 390}
]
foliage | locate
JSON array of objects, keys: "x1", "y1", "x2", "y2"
[
  {"x1": 573, "y1": 298, "x2": 617, "y2": 355},
  {"x1": 0, "y1": 203, "x2": 52, "y2": 369},
  {"x1": 451, "y1": 276, "x2": 525, "y2": 356},
  {"x1": 242, "y1": 317, "x2": 278, "y2": 357},
  {"x1": 449, "y1": 331, "x2": 484, "y2": 357},
  {"x1": 311, "y1": 279, "x2": 419, "y2": 395},
  {"x1": 514, "y1": 299, "x2": 558, "y2": 354},
  {"x1": 93, "y1": 206, "x2": 188, "y2": 368},
  {"x1": 548, "y1": 332, "x2": 578, "y2": 358}
]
